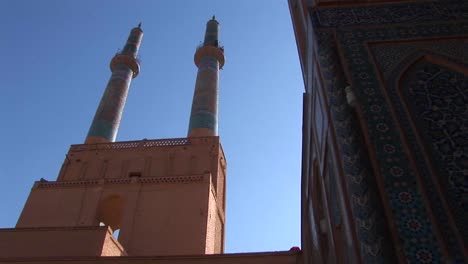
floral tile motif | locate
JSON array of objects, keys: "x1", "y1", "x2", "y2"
[
  {"x1": 312, "y1": 1, "x2": 468, "y2": 28},
  {"x1": 310, "y1": 1, "x2": 468, "y2": 262},
  {"x1": 370, "y1": 40, "x2": 468, "y2": 78},
  {"x1": 315, "y1": 31, "x2": 396, "y2": 263},
  {"x1": 386, "y1": 54, "x2": 468, "y2": 261},
  {"x1": 335, "y1": 20, "x2": 468, "y2": 263}
]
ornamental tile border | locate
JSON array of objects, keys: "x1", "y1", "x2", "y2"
[
  {"x1": 331, "y1": 19, "x2": 468, "y2": 262},
  {"x1": 369, "y1": 40, "x2": 468, "y2": 78},
  {"x1": 315, "y1": 31, "x2": 396, "y2": 263},
  {"x1": 312, "y1": 1, "x2": 468, "y2": 28},
  {"x1": 384, "y1": 49, "x2": 467, "y2": 261}
]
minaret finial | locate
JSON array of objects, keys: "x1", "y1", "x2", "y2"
[
  {"x1": 138, "y1": 22, "x2": 141, "y2": 28},
  {"x1": 212, "y1": 15, "x2": 215, "y2": 20}
]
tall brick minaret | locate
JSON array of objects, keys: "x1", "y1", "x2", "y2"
[
  {"x1": 0, "y1": 19, "x2": 226, "y2": 258},
  {"x1": 86, "y1": 24, "x2": 143, "y2": 144},
  {"x1": 188, "y1": 16, "x2": 225, "y2": 137}
]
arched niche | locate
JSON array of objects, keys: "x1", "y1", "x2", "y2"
[
  {"x1": 96, "y1": 195, "x2": 125, "y2": 237},
  {"x1": 397, "y1": 54, "x2": 467, "y2": 243}
]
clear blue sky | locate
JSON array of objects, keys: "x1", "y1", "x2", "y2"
[{"x1": 0, "y1": 0, "x2": 303, "y2": 253}]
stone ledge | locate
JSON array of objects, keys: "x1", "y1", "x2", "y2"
[
  {"x1": 0, "y1": 226, "x2": 126, "y2": 258},
  {"x1": 35, "y1": 174, "x2": 208, "y2": 189},
  {"x1": 69, "y1": 137, "x2": 220, "y2": 153},
  {"x1": 0, "y1": 250, "x2": 300, "y2": 264}
]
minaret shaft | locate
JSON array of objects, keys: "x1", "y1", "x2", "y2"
[
  {"x1": 188, "y1": 56, "x2": 220, "y2": 137},
  {"x1": 86, "y1": 66, "x2": 133, "y2": 143},
  {"x1": 85, "y1": 26, "x2": 143, "y2": 144},
  {"x1": 188, "y1": 17, "x2": 225, "y2": 137}
]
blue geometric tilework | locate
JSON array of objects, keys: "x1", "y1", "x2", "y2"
[
  {"x1": 315, "y1": 31, "x2": 396, "y2": 263},
  {"x1": 188, "y1": 56, "x2": 219, "y2": 135},
  {"x1": 87, "y1": 65, "x2": 133, "y2": 142},
  {"x1": 309, "y1": 1, "x2": 468, "y2": 262},
  {"x1": 370, "y1": 40, "x2": 468, "y2": 78},
  {"x1": 312, "y1": 1, "x2": 468, "y2": 28},
  {"x1": 370, "y1": 39, "x2": 468, "y2": 262},
  {"x1": 333, "y1": 20, "x2": 468, "y2": 263},
  {"x1": 384, "y1": 53, "x2": 468, "y2": 261},
  {"x1": 401, "y1": 61, "x2": 468, "y2": 241}
]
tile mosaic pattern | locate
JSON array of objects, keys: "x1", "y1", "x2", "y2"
[
  {"x1": 188, "y1": 56, "x2": 219, "y2": 134},
  {"x1": 312, "y1": 1, "x2": 468, "y2": 28},
  {"x1": 88, "y1": 65, "x2": 133, "y2": 142},
  {"x1": 370, "y1": 40, "x2": 468, "y2": 78},
  {"x1": 371, "y1": 38, "x2": 468, "y2": 233},
  {"x1": 401, "y1": 61, "x2": 468, "y2": 242},
  {"x1": 315, "y1": 31, "x2": 396, "y2": 263},
  {"x1": 311, "y1": 1, "x2": 468, "y2": 262},
  {"x1": 335, "y1": 21, "x2": 468, "y2": 262},
  {"x1": 87, "y1": 26, "x2": 142, "y2": 142},
  {"x1": 385, "y1": 51, "x2": 467, "y2": 261}
]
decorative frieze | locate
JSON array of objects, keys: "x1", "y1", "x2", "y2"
[{"x1": 36, "y1": 174, "x2": 208, "y2": 189}]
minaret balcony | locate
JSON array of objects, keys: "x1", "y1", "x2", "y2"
[
  {"x1": 110, "y1": 53, "x2": 141, "y2": 78},
  {"x1": 194, "y1": 45, "x2": 225, "y2": 69}
]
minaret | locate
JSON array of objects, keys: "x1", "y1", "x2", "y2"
[
  {"x1": 85, "y1": 24, "x2": 143, "y2": 144},
  {"x1": 188, "y1": 16, "x2": 225, "y2": 137},
  {"x1": 1, "y1": 20, "x2": 226, "y2": 258}
]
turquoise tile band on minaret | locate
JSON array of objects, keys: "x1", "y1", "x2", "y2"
[
  {"x1": 188, "y1": 17, "x2": 225, "y2": 137},
  {"x1": 85, "y1": 24, "x2": 143, "y2": 144}
]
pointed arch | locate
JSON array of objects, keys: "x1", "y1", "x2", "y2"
[
  {"x1": 393, "y1": 53, "x2": 468, "y2": 244},
  {"x1": 96, "y1": 195, "x2": 125, "y2": 235}
]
